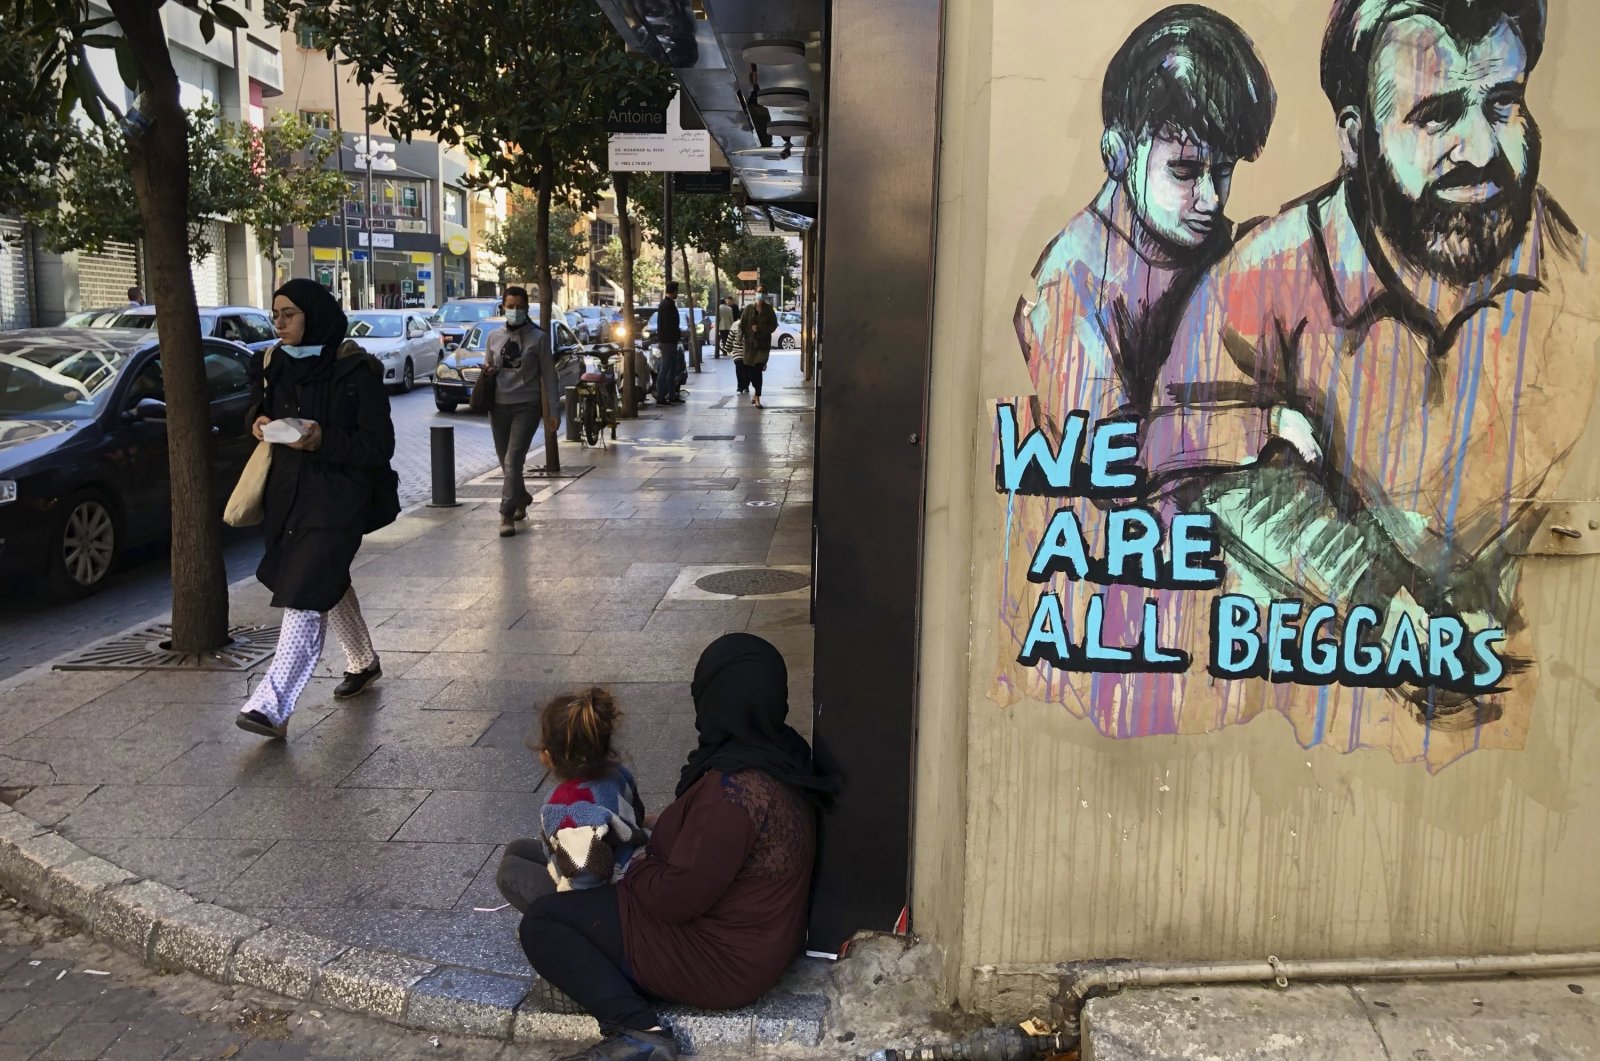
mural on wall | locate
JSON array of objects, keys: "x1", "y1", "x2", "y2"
[{"x1": 993, "y1": 0, "x2": 1600, "y2": 769}]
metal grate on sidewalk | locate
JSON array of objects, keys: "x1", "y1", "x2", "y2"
[{"x1": 54, "y1": 624, "x2": 280, "y2": 672}]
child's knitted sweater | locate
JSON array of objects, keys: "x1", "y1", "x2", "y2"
[{"x1": 539, "y1": 765, "x2": 649, "y2": 891}]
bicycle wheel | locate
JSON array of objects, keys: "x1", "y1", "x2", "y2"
[{"x1": 579, "y1": 393, "x2": 602, "y2": 446}]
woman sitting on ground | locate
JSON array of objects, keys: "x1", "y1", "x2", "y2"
[{"x1": 521, "y1": 632, "x2": 838, "y2": 1061}]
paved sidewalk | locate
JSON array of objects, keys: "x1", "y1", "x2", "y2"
[{"x1": 0, "y1": 350, "x2": 825, "y2": 1047}]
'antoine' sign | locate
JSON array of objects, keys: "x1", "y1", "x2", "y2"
[{"x1": 606, "y1": 102, "x2": 667, "y2": 134}]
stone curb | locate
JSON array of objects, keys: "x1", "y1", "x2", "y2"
[{"x1": 0, "y1": 803, "x2": 828, "y2": 1052}]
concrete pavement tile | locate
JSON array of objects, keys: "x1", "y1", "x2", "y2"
[
  {"x1": 9, "y1": 786, "x2": 98, "y2": 827},
  {"x1": 403, "y1": 967, "x2": 528, "y2": 1038},
  {"x1": 747, "y1": 601, "x2": 813, "y2": 629},
  {"x1": 424, "y1": 679, "x2": 575, "y2": 713},
  {"x1": 0, "y1": 698, "x2": 110, "y2": 748},
  {"x1": 451, "y1": 844, "x2": 509, "y2": 912},
  {"x1": 0, "y1": 1003, "x2": 89, "y2": 1047},
  {"x1": 177, "y1": 786, "x2": 430, "y2": 842},
  {"x1": 141, "y1": 740, "x2": 374, "y2": 789},
  {"x1": 227, "y1": 841, "x2": 493, "y2": 910},
  {"x1": 402, "y1": 653, "x2": 587, "y2": 681},
  {"x1": 230, "y1": 926, "x2": 348, "y2": 1000},
  {"x1": 505, "y1": 607, "x2": 655, "y2": 634},
  {"x1": 25, "y1": 699, "x2": 167, "y2": 742},
  {"x1": 0, "y1": 738, "x2": 201, "y2": 787},
  {"x1": 470, "y1": 715, "x2": 534, "y2": 751},
  {"x1": 1081, "y1": 984, "x2": 1385, "y2": 1060},
  {"x1": 293, "y1": 705, "x2": 498, "y2": 750},
  {"x1": 643, "y1": 602, "x2": 757, "y2": 634},
  {"x1": 339, "y1": 747, "x2": 539, "y2": 792},
  {"x1": 116, "y1": 702, "x2": 335, "y2": 747},
  {"x1": 427, "y1": 630, "x2": 589, "y2": 655},
  {"x1": 55, "y1": 786, "x2": 232, "y2": 840},
  {"x1": 75, "y1": 838, "x2": 270, "y2": 905},
  {"x1": 100, "y1": 672, "x2": 252, "y2": 704},
  {"x1": 314, "y1": 947, "x2": 435, "y2": 1019},
  {"x1": 367, "y1": 628, "x2": 452, "y2": 654},
  {"x1": 271, "y1": 907, "x2": 527, "y2": 978},
  {"x1": 392, "y1": 790, "x2": 547, "y2": 845}
]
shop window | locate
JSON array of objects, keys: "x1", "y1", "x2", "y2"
[{"x1": 444, "y1": 188, "x2": 465, "y2": 226}]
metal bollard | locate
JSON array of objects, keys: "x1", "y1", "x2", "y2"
[{"x1": 427, "y1": 424, "x2": 460, "y2": 508}]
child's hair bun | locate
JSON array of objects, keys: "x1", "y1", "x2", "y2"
[{"x1": 534, "y1": 686, "x2": 622, "y2": 780}]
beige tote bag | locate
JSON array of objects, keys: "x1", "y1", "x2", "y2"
[{"x1": 224, "y1": 349, "x2": 272, "y2": 528}]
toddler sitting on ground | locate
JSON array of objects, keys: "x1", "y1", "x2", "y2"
[{"x1": 496, "y1": 687, "x2": 649, "y2": 911}]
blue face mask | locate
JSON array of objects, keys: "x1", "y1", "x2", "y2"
[
  {"x1": 281, "y1": 343, "x2": 323, "y2": 359},
  {"x1": 505, "y1": 308, "x2": 528, "y2": 327}
]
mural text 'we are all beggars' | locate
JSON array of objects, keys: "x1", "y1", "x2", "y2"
[{"x1": 996, "y1": 403, "x2": 1509, "y2": 695}]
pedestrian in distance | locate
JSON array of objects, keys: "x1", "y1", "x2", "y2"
[
  {"x1": 236, "y1": 279, "x2": 398, "y2": 740},
  {"x1": 484, "y1": 286, "x2": 560, "y2": 539},
  {"x1": 653, "y1": 282, "x2": 685, "y2": 406},
  {"x1": 738, "y1": 286, "x2": 778, "y2": 408},
  {"x1": 716, "y1": 296, "x2": 736, "y2": 359},
  {"x1": 126, "y1": 286, "x2": 144, "y2": 306},
  {"x1": 495, "y1": 688, "x2": 650, "y2": 913}
]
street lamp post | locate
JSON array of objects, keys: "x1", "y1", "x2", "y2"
[
  {"x1": 363, "y1": 85, "x2": 376, "y2": 310},
  {"x1": 332, "y1": 51, "x2": 351, "y2": 304}
]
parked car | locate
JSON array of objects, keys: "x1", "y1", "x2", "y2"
[
  {"x1": 639, "y1": 306, "x2": 710, "y2": 347},
  {"x1": 431, "y1": 314, "x2": 587, "y2": 414},
  {"x1": 0, "y1": 328, "x2": 257, "y2": 595},
  {"x1": 61, "y1": 307, "x2": 132, "y2": 328},
  {"x1": 432, "y1": 297, "x2": 502, "y2": 349},
  {"x1": 105, "y1": 305, "x2": 279, "y2": 353},
  {"x1": 773, "y1": 312, "x2": 802, "y2": 349},
  {"x1": 568, "y1": 306, "x2": 614, "y2": 344},
  {"x1": 345, "y1": 310, "x2": 444, "y2": 393}
]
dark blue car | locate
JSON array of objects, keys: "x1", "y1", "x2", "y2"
[{"x1": 0, "y1": 328, "x2": 258, "y2": 595}]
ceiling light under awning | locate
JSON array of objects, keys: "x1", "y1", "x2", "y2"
[
  {"x1": 766, "y1": 117, "x2": 813, "y2": 138},
  {"x1": 741, "y1": 38, "x2": 807, "y2": 65},
  {"x1": 752, "y1": 86, "x2": 810, "y2": 110}
]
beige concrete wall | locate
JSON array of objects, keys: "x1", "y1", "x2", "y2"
[{"x1": 920, "y1": 0, "x2": 1600, "y2": 1009}]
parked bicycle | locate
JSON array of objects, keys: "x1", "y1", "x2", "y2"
[{"x1": 571, "y1": 348, "x2": 620, "y2": 447}]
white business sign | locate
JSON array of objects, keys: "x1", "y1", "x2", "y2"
[
  {"x1": 356, "y1": 232, "x2": 396, "y2": 249},
  {"x1": 608, "y1": 96, "x2": 711, "y2": 172}
]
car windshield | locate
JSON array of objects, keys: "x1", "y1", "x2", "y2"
[
  {"x1": 439, "y1": 302, "x2": 496, "y2": 324},
  {"x1": 0, "y1": 343, "x2": 130, "y2": 418},
  {"x1": 463, "y1": 320, "x2": 505, "y2": 352},
  {"x1": 348, "y1": 314, "x2": 405, "y2": 339}
]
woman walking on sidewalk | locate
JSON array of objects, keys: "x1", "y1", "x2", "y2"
[
  {"x1": 737, "y1": 288, "x2": 777, "y2": 408},
  {"x1": 236, "y1": 280, "x2": 398, "y2": 740},
  {"x1": 484, "y1": 286, "x2": 559, "y2": 538}
]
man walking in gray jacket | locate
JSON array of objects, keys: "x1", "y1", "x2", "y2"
[{"x1": 484, "y1": 286, "x2": 559, "y2": 538}]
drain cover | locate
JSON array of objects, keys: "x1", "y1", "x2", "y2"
[
  {"x1": 55, "y1": 624, "x2": 281, "y2": 672},
  {"x1": 694, "y1": 568, "x2": 811, "y2": 597}
]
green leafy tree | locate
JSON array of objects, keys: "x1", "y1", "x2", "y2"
[
  {"x1": 29, "y1": 104, "x2": 248, "y2": 261},
  {"x1": 10, "y1": 0, "x2": 255, "y2": 651},
  {"x1": 726, "y1": 231, "x2": 800, "y2": 299},
  {"x1": 280, "y1": 0, "x2": 672, "y2": 468},
  {"x1": 231, "y1": 112, "x2": 347, "y2": 286},
  {"x1": 486, "y1": 196, "x2": 588, "y2": 300},
  {"x1": 0, "y1": 13, "x2": 70, "y2": 216},
  {"x1": 595, "y1": 234, "x2": 662, "y2": 303}
]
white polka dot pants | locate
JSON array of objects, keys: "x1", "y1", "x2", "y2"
[{"x1": 242, "y1": 588, "x2": 378, "y2": 725}]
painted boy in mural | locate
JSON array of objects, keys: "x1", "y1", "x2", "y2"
[
  {"x1": 1019, "y1": 4, "x2": 1276, "y2": 435},
  {"x1": 995, "y1": 5, "x2": 1276, "y2": 735},
  {"x1": 1144, "y1": 0, "x2": 1600, "y2": 745}
]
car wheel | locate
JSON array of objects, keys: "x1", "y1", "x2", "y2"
[
  {"x1": 779, "y1": 334, "x2": 796, "y2": 349},
  {"x1": 49, "y1": 491, "x2": 117, "y2": 597},
  {"x1": 436, "y1": 398, "x2": 458, "y2": 413},
  {"x1": 398, "y1": 359, "x2": 415, "y2": 393}
]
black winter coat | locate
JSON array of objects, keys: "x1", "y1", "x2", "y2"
[{"x1": 250, "y1": 340, "x2": 396, "y2": 612}]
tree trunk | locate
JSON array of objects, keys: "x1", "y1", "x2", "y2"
[
  {"x1": 112, "y1": 0, "x2": 229, "y2": 653},
  {"x1": 534, "y1": 143, "x2": 560, "y2": 474},
  {"x1": 616, "y1": 173, "x2": 638, "y2": 419}
]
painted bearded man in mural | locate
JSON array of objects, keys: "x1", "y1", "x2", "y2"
[{"x1": 1145, "y1": 0, "x2": 1600, "y2": 730}]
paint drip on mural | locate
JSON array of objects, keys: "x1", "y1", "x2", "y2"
[{"x1": 993, "y1": 0, "x2": 1600, "y2": 770}]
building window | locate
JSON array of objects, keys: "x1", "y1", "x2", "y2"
[
  {"x1": 443, "y1": 188, "x2": 465, "y2": 226},
  {"x1": 298, "y1": 110, "x2": 334, "y2": 131},
  {"x1": 591, "y1": 219, "x2": 615, "y2": 244},
  {"x1": 345, "y1": 178, "x2": 430, "y2": 222},
  {"x1": 295, "y1": 19, "x2": 325, "y2": 50}
]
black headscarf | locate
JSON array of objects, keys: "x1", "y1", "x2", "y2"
[
  {"x1": 272, "y1": 278, "x2": 348, "y2": 379},
  {"x1": 677, "y1": 633, "x2": 839, "y2": 808}
]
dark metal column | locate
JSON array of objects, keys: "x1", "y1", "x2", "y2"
[{"x1": 808, "y1": 0, "x2": 942, "y2": 954}]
